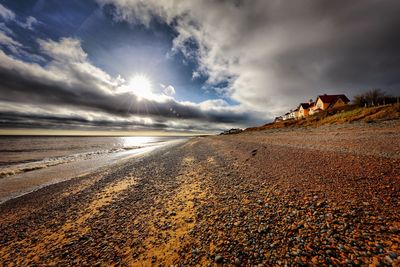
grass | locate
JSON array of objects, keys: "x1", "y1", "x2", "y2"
[{"x1": 246, "y1": 104, "x2": 400, "y2": 132}]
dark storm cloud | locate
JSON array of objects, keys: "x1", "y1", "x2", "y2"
[
  {"x1": 0, "y1": 64, "x2": 255, "y2": 124},
  {"x1": 269, "y1": 1, "x2": 400, "y2": 89},
  {"x1": 1, "y1": 1, "x2": 400, "y2": 132},
  {"x1": 0, "y1": 110, "x2": 237, "y2": 132},
  {"x1": 0, "y1": 111, "x2": 169, "y2": 130},
  {"x1": 99, "y1": 0, "x2": 400, "y2": 114},
  {"x1": 0, "y1": 36, "x2": 262, "y2": 131}
]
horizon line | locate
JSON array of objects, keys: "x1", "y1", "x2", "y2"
[{"x1": 0, "y1": 128, "x2": 213, "y2": 137}]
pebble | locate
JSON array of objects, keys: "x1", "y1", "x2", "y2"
[
  {"x1": 215, "y1": 255, "x2": 223, "y2": 263},
  {"x1": 1, "y1": 125, "x2": 399, "y2": 266}
]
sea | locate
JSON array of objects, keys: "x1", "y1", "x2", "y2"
[{"x1": 0, "y1": 136, "x2": 188, "y2": 203}]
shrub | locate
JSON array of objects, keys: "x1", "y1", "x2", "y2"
[{"x1": 354, "y1": 89, "x2": 399, "y2": 107}]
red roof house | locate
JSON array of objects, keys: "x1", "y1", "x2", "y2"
[{"x1": 315, "y1": 94, "x2": 350, "y2": 110}]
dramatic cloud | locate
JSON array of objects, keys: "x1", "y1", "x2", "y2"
[
  {"x1": 1, "y1": 1, "x2": 399, "y2": 133},
  {"x1": 0, "y1": 4, "x2": 15, "y2": 21},
  {"x1": 0, "y1": 31, "x2": 22, "y2": 53},
  {"x1": 0, "y1": 27, "x2": 44, "y2": 62},
  {"x1": 0, "y1": 36, "x2": 261, "y2": 131},
  {"x1": 97, "y1": 0, "x2": 400, "y2": 115},
  {"x1": 0, "y1": 4, "x2": 38, "y2": 31}
]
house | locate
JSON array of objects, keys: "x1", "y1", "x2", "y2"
[
  {"x1": 289, "y1": 108, "x2": 299, "y2": 120},
  {"x1": 315, "y1": 94, "x2": 350, "y2": 110},
  {"x1": 281, "y1": 109, "x2": 299, "y2": 121},
  {"x1": 282, "y1": 112, "x2": 291, "y2": 121},
  {"x1": 298, "y1": 103, "x2": 313, "y2": 118},
  {"x1": 275, "y1": 93, "x2": 350, "y2": 123}
]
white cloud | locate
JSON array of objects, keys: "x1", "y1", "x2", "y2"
[
  {"x1": 39, "y1": 38, "x2": 88, "y2": 62},
  {"x1": 0, "y1": 4, "x2": 15, "y2": 21},
  {"x1": 0, "y1": 31, "x2": 23, "y2": 53},
  {"x1": 192, "y1": 71, "x2": 200, "y2": 79},
  {"x1": 96, "y1": 0, "x2": 400, "y2": 117},
  {"x1": 37, "y1": 37, "x2": 122, "y2": 94},
  {"x1": 0, "y1": 23, "x2": 13, "y2": 35},
  {"x1": 163, "y1": 85, "x2": 175, "y2": 96},
  {"x1": 0, "y1": 3, "x2": 39, "y2": 31},
  {"x1": 0, "y1": 37, "x2": 261, "y2": 131},
  {"x1": 19, "y1": 16, "x2": 39, "y2": 30},
  {"x1": 0, "y1": 28, "x2": 45, "y2": 62},
  {"x1": 95, "y1": 0, "x2": 319, "y2": 115}
]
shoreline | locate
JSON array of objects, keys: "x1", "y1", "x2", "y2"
[
  {"x1": 0, "y1": 122, "x2": 399, "y2": 266},
  {"x1": 0, "y1": 138, "x2": 187, "y2": 204}
]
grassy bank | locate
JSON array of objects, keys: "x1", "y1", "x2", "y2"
[{"x1": 247, "y1": 104, "x2": 400, "y2": 131}]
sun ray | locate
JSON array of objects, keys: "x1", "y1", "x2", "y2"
[{"x1": 129, "y1": 74, "x2": 153, "y2": 101}]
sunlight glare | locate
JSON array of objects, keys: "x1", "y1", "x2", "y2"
[
  {"x1": 120, "y1": 136, "x2": 157, "y2": 148},
  {"x1": 129, "y1": 74, "x2": 153, "y2": 100}
]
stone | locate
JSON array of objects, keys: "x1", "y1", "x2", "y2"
[
  {"x1": 234, "y1": 257, "x2": 241, "y2": 266},
  {"x1": 383, "y1": 256, "x2": 393, "y2": 265},
  {"x1": 215, "y1": 255, "x2": 224, "y2": 263},
  {"x1": 389, "y1": 252, "x2": 398, "y2": 259}
]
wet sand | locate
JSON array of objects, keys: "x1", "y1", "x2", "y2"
[
  {"x1": 0, "y1": 139, "x2": 185, "y2": 204},
  {"x1": 0, "y1": 121, "x2": 399, "y2": 266}
]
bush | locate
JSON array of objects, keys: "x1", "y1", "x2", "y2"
[{"x1": 354, "y1": 89, "x2": 399, "y2": 107}]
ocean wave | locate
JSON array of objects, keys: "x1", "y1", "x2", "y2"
[{"x1": 0, "y1": 146, "x2": 144, "y2": 178}]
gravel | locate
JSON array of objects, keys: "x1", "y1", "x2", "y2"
[{"x1": 0, "y1": 121, "x2": 399, "y2": 266}]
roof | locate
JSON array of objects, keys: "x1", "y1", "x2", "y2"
[
  {"x1": 299, "y1": 103, "x2": 311, "y2": 109},
  {"x1": 317, "y1": 94, "x2": 350, "y2": 104}
]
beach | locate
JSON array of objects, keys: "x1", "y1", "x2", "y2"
[
  {"x1": 0, "y1": 121, "x2": 399, "y2": 266},
  {"x1": 0, "y1": 136, "x2": 187, "y2": 204}
]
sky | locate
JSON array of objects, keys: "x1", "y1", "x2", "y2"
[{"x1": 0, "y1": 0, "x2": 399, "y2": 134}]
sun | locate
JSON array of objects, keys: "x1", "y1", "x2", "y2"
[{"x1": 129, "y1": 74, "x2": 153, "y2": 100}]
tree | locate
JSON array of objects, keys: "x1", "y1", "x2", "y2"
[
  {"x1": 353, "y1": 94, "x2": 366, "y2": 107},
  {"x1": 353, "y1": 89, "x2": 388, "y2": 107},
  {"x1": 365, "y1": 89, "x2": 385, "y2": 106}
]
